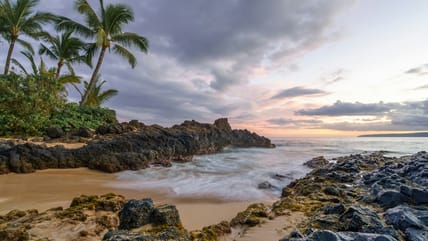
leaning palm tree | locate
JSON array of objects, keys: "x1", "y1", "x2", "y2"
[
  {"x1": 57, "y1": 0, "x2": 148, "y2": 106},
  {"x1": 0, "y1": 0, "x2": 56, "y2": 75},
  {"x1": 39, "y1": 30, "x2": 92, "y2": 79},
  {"x1": 74, "y1": 75, "x2": 118, "y2": 107}
]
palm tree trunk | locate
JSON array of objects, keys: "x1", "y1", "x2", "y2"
[
  {"x1": 55, "y1": 61, "x2": 63, "y2": 79},
  {"x1": 81, "y1": 47, "x2": 107, "y2": 106},
  {"x1": 4, "y1": 37, "x2": 17, "y2": 75}
]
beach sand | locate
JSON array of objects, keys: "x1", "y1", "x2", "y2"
[
  {"x1": 0, "y1": 168, "x2": 303, "y2": 240},
  {"x1": 0, "y1": 168, "x2": 252, "y2": 231}
]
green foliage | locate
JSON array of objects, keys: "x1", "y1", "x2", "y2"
[
  {"x1": 0, "y1": 73, "x2": 63, "y2": 136},
  {"x1": 74, "y1": 75, "x2": 118, "y2": 107},
  {"x1": 49, "y1": 103, "x2": 117, "y2": 132},
  {"x1": 0, "y1": 74, "x2": 117, "y2": 136}
]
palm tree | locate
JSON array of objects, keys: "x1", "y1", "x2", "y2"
[
  {"x1": 57, "y1": 0, "x2": 149, "y2": 106},
  {"x1": 11, "y1": 50, "x2": 81, "y2": 97},
  {"x1": 39, "y1": 30, "x2": 91, "y2": 79},
  {"x1": 0, "y1": 0, "x2": 56, "y2": 75},
  {"x1": 74, "y1": 75, "x2": 118, "y2": 107}
]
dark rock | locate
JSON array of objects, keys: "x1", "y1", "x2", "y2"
[
  {"x1": 103, "y1": 230, "x2": 154, "y2": 241},
  {"x1": 2, "y1": 118, "x2": 274, "y2": 174},
  {"x1": 129, "y1": 120, "x2": 143, "y2": 128},
  {"x1": 400, "y1": 185, "x2": 428, "y2": 205},
  {"x1": 46, "y1": 126, "x2": 64, "y2": 139},
  {"x1": 405, "y1": 228, "x2": 428, "y2": 241},
  {"x1": 339, "y1": 206, "x2": 383, "y2": 232},
  {"x1": 337, "y1": 232, "x2": 397, "y2": 241},
  {"x1": 0, "y1": 227, "x2": 29, "y2": 241},
  {"x1": 118, "y1": 199, "x2": 154, "y2": 230},
  {"x1": 78, "y1": 127, "x2": 95, "y2": 138},
  {"x1": 384, "y1": 206, "x2": 426, "y2": 231},
  {"x1": 312, "y1": 230, "x2": 342, "y2": 241},
  {"x1": 257, "y1": 181, "x2": 278, "y2": 190},
  {"x1": 230, "y1": 129, "x2": 274, "y2": 148},
  {"x1": 324, "y1": 185, "x2": 342, "y2": 196},
  {"x1": 213, "y1": 118, "x2": 232, "y2": 132},
  {"x1": 289, "y1": 230, "x2": 305, "y2": 238},
  {"x1": 230, "y1": 203, "x2": 269, "y2": 227},
  {"x1": 151, "y1": 204, "x2": 181, "y2": 227},
  {"x1": 151, "y1": 226, "x2": 191, "y2": 241},
  {"x1": 304, "y1": 156, "x2": 329, "y2": 169},
  {"x1": 323, "y1": 203, "x2": 346, "y2": 215},
  {"x1": 376, "y1": 190, "x2": 405, "y2": 208}
]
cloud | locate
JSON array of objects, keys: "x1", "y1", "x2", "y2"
[
  {"x1": 292, "y1": 99, "x2": 428, "y2": 131},
  {"x1": 296, "y1": 101, "x2": 398, "y2": 116},
  {"x1": 3, "y1": 0, "x2": 352, "y2": 127},
  {"x1": 414, "y1": 84, "x2": 428, "y2": 90},
  {"x1": 322, "y1": 68, "x2": 348, "y2": 85},
  {"x1": 271, "y1": 87, "x2": 328, "y2": 99},
  {"x1": 267, "y1": 118, "x2": 323, "y2": 126},
  {"x1": 405, "y1": 63, "x2": 428, "y2": 75}
]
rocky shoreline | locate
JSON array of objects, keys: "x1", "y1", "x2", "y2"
[
  {"x1": 1, "y1": 151, "x2": 426, "y2": 241},
  {"x1": 0, "y1": 118, "x2": 273, "y2": 174}
]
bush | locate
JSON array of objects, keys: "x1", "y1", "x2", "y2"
[
  {"x1": 50, "y1": 103, "x2": 117, "y2": 132},
  {"x1": 0, "y1": 74, "x2": 63, "y2": 136},
  {"x1": 0, "y1": 74, "x2": 117, "y2": 136}
]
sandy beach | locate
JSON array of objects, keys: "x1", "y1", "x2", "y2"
[{"x1": 0, "y1": 168, "x2": 253, "y2": 231}]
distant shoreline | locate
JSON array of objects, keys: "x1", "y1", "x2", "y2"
[{"x1": 359, "y1": 132, "x2": 428, "y2": 137}]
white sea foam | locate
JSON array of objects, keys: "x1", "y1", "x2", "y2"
[{"x1": 109, "y1": 137, "x2": 428, "y2": 201}]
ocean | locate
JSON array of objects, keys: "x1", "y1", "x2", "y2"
[{"x1": 110, "y1": 137, "x2": 428, "y2": 202}]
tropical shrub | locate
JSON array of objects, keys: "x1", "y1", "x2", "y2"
[
  {"x1": 0, "y1": 73, "x2": 63, "y2": 136},
  {"x1": 49, "y1": 102, "x2": 117, "y2": 132}
]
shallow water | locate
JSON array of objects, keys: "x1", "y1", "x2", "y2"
[{"x1": 110, "y1": 137, "x2": 428, "y2": 202}]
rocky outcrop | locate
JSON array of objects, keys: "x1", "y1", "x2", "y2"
[
  {"x1": 278, "y1": 151, "x2": 428, "y2": 241},
  {"x1": 0, "y1": 194, "x2": 191, "y2": 241},
  {"x1": 304, "y1": 156, "x2": 329, "y2": 168},
  {"x1": 0, "y1": 118, "x2": 274, "y2": 174}
]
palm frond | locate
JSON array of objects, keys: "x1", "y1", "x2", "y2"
[
  {"x1": 11, "y1": 58, "x2": 29, "y2": 75},
  {"x1": 111, "y1": 32, "x2": 149, "y2": 53},
  {"x1": 103, "y1": 4, "x2": 133, "y2": 34},
  {"x1": 58, "y1": 74, "x2": 81, "y2": 85},
  {"x1": 112, "y1": 44, "x2": 136, "y2": 68},
  {"x1": 16, "y1": 38, "x2": 34, "y2": 54},
  {"x1": 56, "y1": 16, "x2": 94, "y2": 38},
  {"x1": 76, "y1": 0, "x2": 101, "y2": 29},
  {"x1": 39, "y1": 43, "x2": 57, "y2": 60}
]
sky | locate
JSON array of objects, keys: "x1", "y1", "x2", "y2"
[{"x1": 1, "y1": 0, "x2": 428, "y2": 137}]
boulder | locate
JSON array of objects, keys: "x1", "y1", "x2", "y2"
[
  {"x1": 400, "y1": 185, "x2": 428, "y2": 205},
  {"x1": 339, "y1": 206, "x2": 383, "y2": 232},
  {"x1": 376, "y1": 190, "x2": 405, "y2": 208},
  {"x1": 46, "y1": 126, "x2": 64, "y2": 139},
  {"x1": 103, "y1": 230, "x2": 154, "y2": 241},
  {"x1": 312, "y1": 230, "x2": 342, "y2": 241},
  {"x1": 151, "y1": 204, "x2": 181, "y2": 227},
  {"x1": 258, "y1": 181, "x2": 278, "y2": 190},
  {"x1": 323, "y1": 203, "x2": 346, "y2": 215},
  {"x1": 405, "y1": 228, "x2": 428, "y2": 241},
  {"x1": 118, "y1": 199, "x2": 154, "y2": 230},
  {"x1": 324, "y1": 185, "x2": 342, "y2": 196},
  {"x1": 304, "y1": 156, "x2": 329, "y2": 169},
  {"x1": 78, "y1": 127, "x2": 95, "y2": 138},
  {"x1": 230, "y1": 203, "x2": 269, "y2": 227},
  {"x1": 384, "y1": 206, "x2": 426, "y2": 231}
]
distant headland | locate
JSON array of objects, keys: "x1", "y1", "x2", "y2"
[{"x1": 359, "y1": 132, "x2": 428, "y2": 137}]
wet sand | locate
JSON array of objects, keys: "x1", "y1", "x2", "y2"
[{"x1": 0, "y1": 168, "x2": 251, "y2": 230}]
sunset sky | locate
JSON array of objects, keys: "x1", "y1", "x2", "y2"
[{"x1": 3, "y1": 0, "x2": 428, "y2": 137}]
